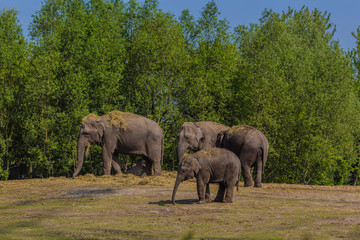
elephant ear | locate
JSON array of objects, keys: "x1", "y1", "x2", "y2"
[
  {"x1": 195, "y1": 126, "x2": 204, "y2": 144},
  {"x1": 191, "y1": 157, "x2": 201, "y2": 175},
  {"x1": 216, "y1": 131, "x2": 226, "y2": 147},
  {"x1": 94, "y1": 119, "x2": 106, "y2": 139}
]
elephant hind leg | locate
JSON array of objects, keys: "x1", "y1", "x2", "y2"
[
  {"x1": 243, "y1": 165, "x2": 254, "y2": 187},
  {"x1": 214, "y1": 183, "x2": 226, "y2": 202},
  {"x1": 254, "y1": 157, "x2": 263, "y2": 188},
  {"x1": 153, "y1": 161, "x2": 162, "y2": 176},
  {"x1": 223, "y1": 186, "x2": 234, "y2": 203},
  {"x1": 239, "y1": 150, "x2": 256, "y2": 187},
  {"x1": 112, "y1": 153, "x2": 122, "y2": 174},
  {"x1": 146, "y1": 148, "x2": 162, "y2": 176},
  {"x1": 223, "y1": 179, "x2": 237, "y2": 203}
]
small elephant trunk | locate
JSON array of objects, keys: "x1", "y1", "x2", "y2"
[{"x1": 172, "y1": 175, "x2": 182, "y2": 204}]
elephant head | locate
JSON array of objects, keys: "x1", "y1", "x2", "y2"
[
  {"x1": 73, "y1": 114, "x2": 106, "y2": 178},
  {"x1": 176, "y1": 122, "x2": 204, "y2": 163},
  {"x1": 172, "y1": 157, "x2": 201, "y2": 204}
]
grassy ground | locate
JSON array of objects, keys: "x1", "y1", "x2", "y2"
[{"x1": 0, "y1": 171, "x2": 359, "y2": 240}]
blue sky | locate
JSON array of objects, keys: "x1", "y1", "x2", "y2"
[{"x1": 1, "y1": 0, "x2": 360, "y2": 51}]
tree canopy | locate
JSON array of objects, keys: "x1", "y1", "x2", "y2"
[{"x1": 1, "y1": 0, "x2": 359, "y2": 185}]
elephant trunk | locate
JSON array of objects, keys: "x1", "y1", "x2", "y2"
[
  {"x1": 172, "y1": 174, "x2": 182, "y2": 204},
  {"x1": 73, "y1": 136, "x2": 89, "y2": 178},
  {"x1": 176, "y1": 141, "x2": 188, "y2": 163}
]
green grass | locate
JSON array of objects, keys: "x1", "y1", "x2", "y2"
[{"x1": 0, "y1": 172, "x2": 359, "y2": 239}]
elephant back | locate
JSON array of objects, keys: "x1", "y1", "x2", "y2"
[{"x1": 102, "y1": 111, "x2": 161, "y2": 132}]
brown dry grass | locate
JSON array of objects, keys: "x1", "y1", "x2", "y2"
[
  {"x1": 81, "y1": 111, "x2": 131, "y2": 129},
  {"x1": 0, "y1": 172, "x2": 359, "y2": 240},
  {"x1": 82, "y1": 113, "x2": 101, "y2": 125},
  {"x1": 107, "y1": 110, "x2": 130, "y2": 129},
  {"x1": 227, "y1": 125, "x2": 248, "y2": 136}
]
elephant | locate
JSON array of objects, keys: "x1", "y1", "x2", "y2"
[
  {"x1": 172, "y1": 148, "x2": 240, "y2": 204},
  {"x1": 73, "y1": 110, "x2": 163, "y2": 178},
  {"x1": 216, "y1": 125, "x2": 268, "y2": 188},
  {"x1": 176, "y1": 121, "x2": 229, "y2": 163}
]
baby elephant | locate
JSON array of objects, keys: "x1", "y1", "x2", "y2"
[{"x1": 172, "y1": 148, "x2": 240, "y2": 204}]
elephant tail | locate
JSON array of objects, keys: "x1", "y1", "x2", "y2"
[
  {"x1": 265, "y1": 140, "x2": 269, "y2": 174},
  {"x1": 261, "y1": 141, "x2": 269, "y2": 174},
  {"x1": 236, "y1": 172, "x2": 240, "y2": 192},
  {"x1": 161, "y1": 135, "x2": 164, "y2": 165}
]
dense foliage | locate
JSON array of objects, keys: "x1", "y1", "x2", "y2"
[{"x1": 1, "y1": 0, "x2": 359, "y2": 185}]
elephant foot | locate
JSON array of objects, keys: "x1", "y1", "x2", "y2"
[
  {"x1": 205, "y1": 198, "x2": 212, "y2": 203},
  {"x1": 244, "y1": 183, "x2": 253, "y2": 187},
  {"x1": 254, "y1": 183, "x2": 262, "y2": 188},
  {"x1": 222, "y1": 199, "x2": 233, "y2": 203},
  {"x1": 154, "y1": 171, "x2": 162, "y2": 176},
  {"x1": 213, "y1": 197, "x2": 223, "y2": 202},
  {"x1": 198, "y1": 199, "x2": 207, "y2": 204}
]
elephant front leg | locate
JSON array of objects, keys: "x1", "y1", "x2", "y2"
[
  {"x1": 197, "y1": 179, "x2": 207, "y2": 204},
  {"x1": 102, "y1": 151, "x2": 112, "y2": 175},
  {"x1": 205, "y1": 184, "x2": 212, "y2": 203}
]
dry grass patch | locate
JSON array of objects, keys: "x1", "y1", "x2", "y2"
[{"x1": 0, "y1": 172, "x2": 359, "y2": 239}]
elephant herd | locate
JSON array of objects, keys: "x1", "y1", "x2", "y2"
[{"x1": 74, "y1": 110, "x2": 269, "y2": 203}]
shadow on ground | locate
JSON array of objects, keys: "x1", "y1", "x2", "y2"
[{"x1": 148, "y1": 198, "x2": 198, "y2": 206}]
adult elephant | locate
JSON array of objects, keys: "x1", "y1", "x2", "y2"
[
  {"x1": 73, "y1": 111, "x2": 163, "y2": 178},
  {"x1": 216, "y1": 125, "x2": 268, "y2": 188},
  {"x1": 176, "y1": 121, "x2": 229, "y2": 163}
]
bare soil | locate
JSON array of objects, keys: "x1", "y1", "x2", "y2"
[{"x1": 0, "y1": 172, "x2": 359, "y2": 240}]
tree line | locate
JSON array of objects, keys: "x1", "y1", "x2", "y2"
[{"x1": 1, "y1": 0, "x2": 360, "y2": 185}]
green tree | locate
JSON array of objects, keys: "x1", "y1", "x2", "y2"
[
  {"x1": 24, "y1": 0, "x2": 127, "y2": 177},
  {"x1": 235, "y1": 7, "x2": 359, "y2": 185},
  {"x1": 0, "y1": 9, "x2": 27, "y2": 180},
  {"x1": 3, "y1": 1, "x2": 359, "y2": 183},
  {"x1": 122, "y1": 0, "x2": 189, "y2": 168},
  {"x1": 178, "y1": 1, "x2": 238, "y2": 123},
  {"x1": 349, "y1": 26, "x2": 360, "y2": 185}
]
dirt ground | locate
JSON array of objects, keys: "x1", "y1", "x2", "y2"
[{"x1": 0, "y1": 172, "x2": 359, "y2": 239}]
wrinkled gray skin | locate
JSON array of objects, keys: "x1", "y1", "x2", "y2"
[
  {"x1": 176, "y1": 122, "x2": 229, "y2": 163},
  {"x1": 172, "y1": 148, "x2": 240, "y2": 204},
  {"x1": 73, "y1": 113, "x2": 163, "y2": 178},
  {"x1": 216, "y1": 125, "x2": 268, "y2": 188}
]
